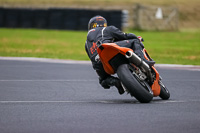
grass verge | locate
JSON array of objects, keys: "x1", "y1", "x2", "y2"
[{"x1": 0, "y1": 28, "x2": 199, "y2": 65}]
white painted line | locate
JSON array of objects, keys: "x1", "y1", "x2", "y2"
[
  {"x1": 155, "y1": 64, "x2": 200, "y2": 71},
  {"x1": 0, "y1": 57, "x2": 200, "y2": 71},
  {"x1": 98, "y1": 100, "x2": 187, "y2": 104},
  {"x1": 2, "y1": 79, "x2": 199, "y2": 82},
  {"x1": 0, "y1": 101, "x2": 90, "y2": 103},
  {"x1": 152, "y1": 100, "x2": 185, "y2": 104},
  {"x1": 0, "y1": 100, "x2": 124, "y2": 104},
  {"x1": 164, "y1": 79, "x2": 200, "y2": 82},
  {"x1": 0, "y1": 57, "x2": 91, "y2": 64},
  {"x1": 0, "y1": 100, "x2": 199, "y2": 104},
  {"x1": 0, "y1": 79, "x2": 96, "y2": 82}
]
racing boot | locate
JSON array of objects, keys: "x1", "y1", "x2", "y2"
[
  {"x1": 101, "y1": 76, "x2": 125, "y2": 95},
  {"x1": 112, "y1": 77, "x2": 125, "y2": 95}
]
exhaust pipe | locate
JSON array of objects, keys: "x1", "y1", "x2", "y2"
[
  {"x1": 125, "y1": 51, "x2": 153, "y2": 82},
  {"x1": 125, "y1": 51, "x2": 149, "y2": 70}
]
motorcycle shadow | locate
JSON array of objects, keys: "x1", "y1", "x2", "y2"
[{"x1": 99, "y1": 99, "x2": 166, "y2": 104}]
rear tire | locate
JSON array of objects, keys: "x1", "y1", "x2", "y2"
[
  {"x1": 159, "y1": 81, "x2": 170, "y2": 100},
  {"x1": 117, "y1": 64, "x2": 153, "y2": 103}
]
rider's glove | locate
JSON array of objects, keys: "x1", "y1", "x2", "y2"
[{"x1": 137, "y1": 36, "x2": 144, "y2": 42}]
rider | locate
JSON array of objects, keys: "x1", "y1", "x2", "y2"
[{"x1": 85, "y1": 15, "x2": 155, "y2": 95}]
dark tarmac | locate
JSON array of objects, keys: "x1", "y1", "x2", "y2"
[{"x1": 0, "y1": 59, "x2": 200, "y2": 133}]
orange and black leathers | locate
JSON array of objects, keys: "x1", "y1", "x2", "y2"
[{"x1": 85, "y1": 26, "x2": 138, "y2": 84}]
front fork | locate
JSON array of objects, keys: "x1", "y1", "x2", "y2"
[
  {"x1": 143, "y1": 48, "x2": 161, "y2": 96},
  {"x1": 150, "y1": 66, "x2": 161, "y2": 96}
]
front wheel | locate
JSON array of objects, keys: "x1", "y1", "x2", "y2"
[
  {"x1": 159, "y1": 81, "x2": 170, "y2": 100},
  {"x1": 117, "y1": 64, "x2": 153, "y2": 103}
]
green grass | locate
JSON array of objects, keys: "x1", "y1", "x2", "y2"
[
  {"x1": 0, "y1": 28, "x2": 88, "y2": 60},
  {"x1": 129, "y1": 30, "x2": 200, "y2": 65},
  {"x1": 0, "y1": 28, "x2": 200, "y2": 65}
]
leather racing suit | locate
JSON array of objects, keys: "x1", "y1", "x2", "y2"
[{"x1": 85, "y1": 26, "x2": 147, "y2": 94}]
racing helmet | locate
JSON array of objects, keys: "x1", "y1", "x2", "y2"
[{"x1": 88, "y1": 15, "x2": 107, "y2": 30}]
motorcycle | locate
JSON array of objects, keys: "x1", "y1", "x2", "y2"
[{"x1": 97, "y1": 42, "x2": 170, "y2": 103}]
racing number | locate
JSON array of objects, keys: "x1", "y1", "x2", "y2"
[{"x1": 90, "y1": 42, "x2": 97, "y2": 54}]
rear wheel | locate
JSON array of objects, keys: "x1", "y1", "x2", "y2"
[
  {"x1": 159, "y1": 81, "x2": 170, "y2": 100},
  {"x1": 117, "y1": 64, "x2": 153, "y2": 103}
]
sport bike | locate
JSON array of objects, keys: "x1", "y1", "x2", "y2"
[{"x1": 97, "y1": 42, "x2": 170, "y2": 103}]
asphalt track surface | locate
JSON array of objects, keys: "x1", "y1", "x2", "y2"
[{"x1": 0, "y1": 58, "x2": 200, "y2": 133}]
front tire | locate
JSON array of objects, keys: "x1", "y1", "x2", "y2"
[
  {"x1": 159, "y1": 81, "x2": 170, "y2": 100},
  {"x1": 117, "y1": 64, "x2": 153, "y2": 103}
]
